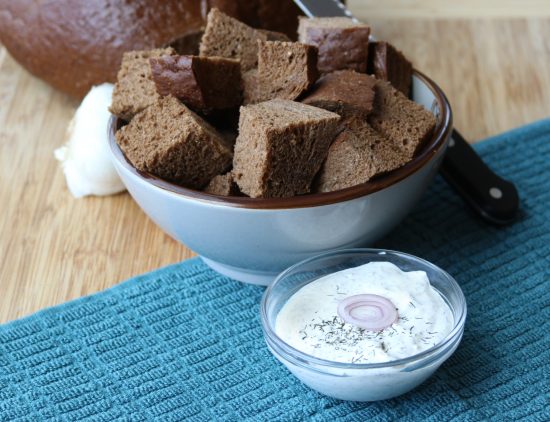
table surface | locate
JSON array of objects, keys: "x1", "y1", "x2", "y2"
[{"x1": 1, "y1": 2, "x2": 549, "y2": 324}]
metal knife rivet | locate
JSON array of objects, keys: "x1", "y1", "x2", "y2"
[
  {"x1": 489, "y1": 187, "x2": 503, "y2": 199},
  {"x1": 448, "y1": 138, "x2": 455, "y2": 147}
]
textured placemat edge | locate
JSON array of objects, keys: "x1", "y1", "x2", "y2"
[{"x1": 0, "y1": 258, "x2": 204, "y2": 330}]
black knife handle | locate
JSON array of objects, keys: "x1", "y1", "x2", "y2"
[{"x1": 440, "y1": 129, "x2": 520, "y2": 225}]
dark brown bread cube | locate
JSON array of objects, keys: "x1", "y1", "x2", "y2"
[
  {"x1": 199, "y1": 8, "x2": 268, "y2": 71},
  {"x1": 316, "y1": 127, "x2": 376, "y2": 193},
  {"x1": 368, "y1": 80, "x2": 436, "y2": 159},
  {"x1": 150, "y1": 55, "x2": 242, "y2": 112},
  {"x1": 368, "y1": 41, "x2": 413, "y2": 97},
  {"x1": 233, "y1": 99, "x2": 341, "y2": 198},
  {"x1": 206, "y1": 0, "x2": 240, "y2": 19},
  {"x1": 219, "y1": 129, "x2": 238, "y2": 148},
  {"x1": 204, "y1": 172, "x2": 241, "y2": 196},
  {"x1": 242, "y1": 69, "x2": 260, "y2": 105},
  {"x1": 170, "y1": 11, "x2": 292, "y2": 56},
  {"x1": 255, "y1": 0, "x2": 304, "y2": 40},
  {"x1": 110, "y1": 48, "x2": 175, "y2": 121},
  {"x1": 343, "y1": 118, "x2": 409, "y2": 174},
  {"x1": 202, "y1": 108, "x2": 241, "y2": 134},
  {"x1": 115, "y1": 96, "x2": 232, "y2": 189},
  {"x1": 245, "y1": 41, "x2": 318, "y2": 104},
  {"x1": 315, "y1": 118, "x2": 408, "y2": 193},
  {"x1": 169, "y1": 31, "x2": 204, "y2": 55},
  {"x1": 302, "y1": 70, "x2": 376, "y2": 119},
  {"x1": 212, "y1": 0, "x2": 303, "y2": 39},
  {"x1": 259, "y1": 29, "x2": 292, "y2": 42},
  {"x1": 298, "y1": 17, "x2": 370, "y2": 74}
]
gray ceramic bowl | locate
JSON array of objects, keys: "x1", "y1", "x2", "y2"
[{"x1": 109, "y1": 71, "x2": 452, "y2": 285}]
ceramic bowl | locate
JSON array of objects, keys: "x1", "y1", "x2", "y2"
[
  {"x1": 108, "y1": 71, "x2": 452, "y2": 285},
  {"x1": 260, "y1": 249, "x2": 467, "y2": 401}
]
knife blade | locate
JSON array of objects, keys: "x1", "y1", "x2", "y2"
[{"x1": 293, "y1": 0, "x2": 357, "y2": 20}]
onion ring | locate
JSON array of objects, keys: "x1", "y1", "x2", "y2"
[{"x1": 337, "y1": 294, "x2": 398, "y2": 331}]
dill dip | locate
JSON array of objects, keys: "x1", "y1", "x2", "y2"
[{"x1": 275, "y1": 261, "x2": 454, "y2": 364}]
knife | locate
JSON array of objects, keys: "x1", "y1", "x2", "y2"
[
  {"x1": 293, "y1": 0, "x2": 520, "y2": 226},
  {"x1": 294, "y1": 0, "x2": 357, "y2": 20}
]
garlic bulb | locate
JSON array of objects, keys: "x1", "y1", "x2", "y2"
[{"x1": 55, "y1": 83, "x2": 125, "y2": 198}]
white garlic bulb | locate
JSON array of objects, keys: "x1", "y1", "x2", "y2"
[{"x1": 55, "y1": 83, "x2": 125, "y2": 198}]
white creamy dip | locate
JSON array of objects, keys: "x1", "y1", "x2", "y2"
[{"x1": 275, "y1": 261, "x2": 454, "y2": 364}]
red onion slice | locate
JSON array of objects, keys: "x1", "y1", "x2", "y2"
[{"x1": 337, "y1": 294, "x2": 398, "y2": 331}]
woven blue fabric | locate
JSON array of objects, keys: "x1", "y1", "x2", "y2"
[{"x1": 1, "y1": 120, "x2": 549, "y2": 421}]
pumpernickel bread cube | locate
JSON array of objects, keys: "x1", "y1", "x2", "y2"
[
  {"x1": 110, "y1": 48, "x2": 176, "y2": 121},
  {"x1": 368, "y1": 41, "x2": 413, "y2": 97},
  {"x1": 368, "y1": 80, "x2": 436, "y2": 159},
  {"x1": 115, "y1": 96, "x2": 232, "y2": 189},
  {"x1": 315, "y1": 118, "x2": 408, "y2": 193},
  {"x1": 199, "y1": 8, "x2": 268, "y2": 71},
  {"x1": 242, "y1": 69, "x2": 260, "y2": 105},
  {"x1": 233, "y1": 99, "x2": 341, "y2": 198},
  {"x1": 302, "y1": 70, "x2": 376, "y2": 118},
  {"x1": 245, "y1": 41, "x2": 318, "y2": 104},
  {"x1": 298, "y1": 17, "x2": 371, "y2": 74},
  {"x1": 169, "y1": 30, "x2": 204, "y2": 55},
  {"x1": 204, "y1": 172, "x2": 241, "y2": 196},
  {"x1": 259, "y1": 29, "x2": 292, "y2": 42},
  {"x1": 150, "y1": 55, "x2": 242, "y2": 112}
]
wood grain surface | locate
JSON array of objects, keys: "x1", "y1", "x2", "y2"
[{"x1": 1, "y1": 4, "x2": 549, "y2": 323}]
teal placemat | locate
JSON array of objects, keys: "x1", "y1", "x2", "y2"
[{"x1": 1, "y1": 120, "x2": 549, "y2": 421}]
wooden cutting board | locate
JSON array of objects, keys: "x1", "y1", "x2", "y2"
[{"x1": 1, "y1": 3, "x2": 549, "y2": 323}]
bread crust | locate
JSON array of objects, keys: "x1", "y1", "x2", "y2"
[
  {"x1": 150, "y1": 55, "x2": 242, "y2": 112},
  {"x1": 302, "y1": 70, "x2": 376, "y2": 119},
  {"x1": 368, "y1": 42, "x2": 413, "y2": 97},
  {"x1": 0, "y1": 0, "x2": 302, "y2": 97},
  {"x1": 298, "y1": 17, "x2": 371, "y2": 74}
]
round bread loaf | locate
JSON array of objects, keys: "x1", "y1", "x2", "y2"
[{"x1": 0, "y1": 0, "x2": 302, "y2": 98}]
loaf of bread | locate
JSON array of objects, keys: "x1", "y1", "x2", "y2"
[
  {"x1": 115, "y1": 96, "x2": 232, "y2": 189},
  {"x1": 233, "y1": 100, "x2": 341, "y2": 198},
  {"x1": 0, "y1": 0, "x2": 302, "y2": 98}
]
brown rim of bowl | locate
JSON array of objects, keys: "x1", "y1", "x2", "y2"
[{"x1": 109, "y1": 70, "x2": 453, "y2": 210}]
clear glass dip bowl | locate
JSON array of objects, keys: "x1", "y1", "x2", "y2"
[{"x1": 260, "y1": 249, "x2": 467, "y2": 402}]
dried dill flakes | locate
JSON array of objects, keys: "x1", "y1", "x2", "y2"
[{"x1": 295, "y1": 301, "x2": 446, "y2": 363}]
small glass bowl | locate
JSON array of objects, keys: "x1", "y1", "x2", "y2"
[{"x1": 260, "y1": 249, "x2": 467, "y2": 402}]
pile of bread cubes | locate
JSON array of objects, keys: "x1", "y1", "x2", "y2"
[{"x1": 111, "y1": 9, "x2": 436, "y2": 198}]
